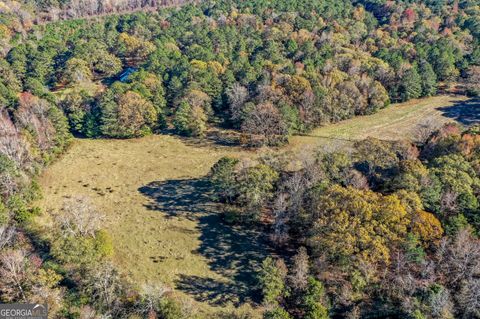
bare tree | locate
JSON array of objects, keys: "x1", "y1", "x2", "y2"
[
  {"x1": 379, "y1": 251, "x2": 426, "y2": 314},
  {"x1": 16, "y1": 93, "x2": 56, "y2": 152},
  {"x1": 0, "y1": 171, "x2": 18, "y2": 200},
  {"x1": 288, "y1": 247, "x2": 309, "y2": 291},
  {"x1": 414, "y1": 117, "x2": 441, "y2": 144},
  {"x1": 299, "y1": 90, "x2": 317, "y2": 128},
  {"x1": 30, "y1": 279, "x2": 64, "y2": 318},
  {"x1": 53, "y1": 196, "x2": 105, "y2": 238},
  {"x1": 83, "y1": 262, "x2": 125, "y2": 316},
  {"x1": 256, "y1": 84, "x2": 284, "y2": 105},
  {"x1": 284, "y1": 171, "x2": 307, "y2": 213},
  {"x1": 440, "y1": 190, "x2": 459, "y2": 217},
  {"x1": 241, "y1": 102, "x2": 288, "y2": 146},
  {"x1": 0, "y1": 109, "x2": 31, "y2": 169},
  {"x1": 138, "y1": 284, "x2": 172, "y2": 316},
  {"x1": 79, "y1": 306, "x2": 100, "y2": 319},
  {"x1": 271, "y1": 193, "x2": 290, "y2": 246},
  {"x1": 436, "y1": 229, "x2": 480, "y2": 285},
  {"x1": 0, "y1": 249, "x2": 29, "y2": 302},
  {"x1": 464, "y1": 66, "x2": 480, "y2": 96},
  {"x1": 227, "y1": 83, "x2": 249, "y2": 124},
  {"x1": 345, "y1": 169, "x2": 369, "y2": 190},
  {"x1": 457, "y1": 279, "x2": 480, "y2": 318},
  {"x1": 0, "y1": 226, "x2": 16, "y2": 250},
  {"x1": 429, "y1": 286, "x2": 454, "y2": 319}
]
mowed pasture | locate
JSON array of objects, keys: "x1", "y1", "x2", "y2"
[
  {"x1": 37, "y1": 94, "x2": 478, "y2": 312},
  {"x1": 37, "y1": 135, "x2": 265, "y2": 313},
  {"x1": 289, "y1": 94, "x2": 475, "y2": 151}
]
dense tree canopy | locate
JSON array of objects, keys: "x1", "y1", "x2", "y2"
[
  {"x1": 0, "y1": 0, "x2": 478, "y2": 144},
  {"x1": 211, "y1": 123, "x2": 480, "y2": 318}
]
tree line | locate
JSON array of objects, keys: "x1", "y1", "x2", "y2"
[{"x1": 0, "y1": 0, "x2": 479, "y2": 145}]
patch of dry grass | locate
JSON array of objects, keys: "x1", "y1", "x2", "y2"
[{"x1": 37, "y1": 135, "x2": 262, "y2": 313}]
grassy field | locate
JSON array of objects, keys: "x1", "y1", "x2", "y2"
[
  {"x1": 37, "y1": 135, "x2": 265, "y2": 313},
  {"x1": 37, "y1": 94, "x2": 476, "y2": 313},
  {"x1": 289, "y1": 94, "x2": 472, "y2": 152}
]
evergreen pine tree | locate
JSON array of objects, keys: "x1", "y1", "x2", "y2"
[
  {"x1": 173, "y1": 101, "x2": 192, "y2": 135},
  {"x1": 419, "y1": 60, "x2": 437, "y2": 97},
  {"x1": 264, "y1": 306, "x2": 292, "y2": 319},
  {"x1": 258, "y1": 257, "x2": 287, "y2": 306},
  {"x1": 400, "y1": 66, "x2": 422, "y2": 101},
  {"x1": 302, "y1": 277, "x2": 329, "y2": 319}
]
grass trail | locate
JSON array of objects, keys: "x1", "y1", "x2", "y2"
[{"x1": 288, "y1": 95, "x2": 471, "y2": 152}]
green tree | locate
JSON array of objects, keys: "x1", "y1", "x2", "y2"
[
  {"x1": 210, "y1": 157, "x2": 240, "y2": 203},
  {"x1": 400, "y1": 66, "x2": 422, "y2": 101},
  {"x1": 91, "y1": 50, "x2": 122, "y2": 77},
  {"x1": 444, "y1": 214, "x2": 470, "y2": 236},
  {"x1": 430, "y1": 154, "x2": 480, "y2": 214},
  {"x1": 173, "y1": 101, "x2": 207, "y2": 137},
  {"x1": 264, "y1": 306, "x2": 292, "y2": 319},
  {"x1": 236, "y1": 164, "x2": 279, "y2": 220},
  {"x1": 403, "y1": 233, "x2": 426, "y2": 264},
  {"x1": 302, "y1": 278, "x2": 329, "y2": 319},
  {"x1": 117, "y1": 33, "x2": 155, "y2": 63},
  {"x1": 60, "y1": 89, "x2": 95, "y2": 135},
  {"x1": 258, "y1": 257, "x2": 287, "y2": 306},
  {"x1": 429, "y1": 42, "x2": 459, "y2": 81},
  {"x1": 418, "y1": 60, "x2": 437, "y2": 97},
  {"x1": 157, "y1": 297, "x2": 184, "y2": 319},
  {"x1": 100, "y1": 89, "x2": 158, "y2": 138},
  {"x1": 63, "y1": 58, "x2": 92, "y2": 85}
]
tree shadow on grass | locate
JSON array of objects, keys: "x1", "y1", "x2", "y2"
[
  {"x1": 175, "y1": 275, "x2": 242, "y2": 305},
  {"x1": 438, "y1": 98, "x2": 480, "y2": 126},
  {"x1": 161, "y1": 127, "x2": 241, "y2": 148},
  {"x1": 138, "y1": 178, "x2": 217, "y2": 220},
  {"x1": 138, "y1": 178, "x2": 270, "y2": 306}
]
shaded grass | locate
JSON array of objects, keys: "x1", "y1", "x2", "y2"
[{"x1": 139, "y1": 178, "x2": 269, "y2": 305}]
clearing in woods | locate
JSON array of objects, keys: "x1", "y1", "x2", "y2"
[
  {"x1": 289, "y1": 94, "x2": 476, "y2": 150},
  {"x1": 37, "y1": 94, "x2": 478, "y2": 313}
]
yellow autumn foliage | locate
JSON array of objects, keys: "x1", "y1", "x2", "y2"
[
  {"x1": 118, "y1": 32, "x2": 155, "y2": 61},
  {"x1": 309, "y1": 185, "x2": 409, "y2": 265},
  {"x1": 190, "y1": 59, "x2": 208, "y2": 70},
  {"x1": 208, "y1": 61, "x2": 225, "y2": 75},
  {"x1": 412, "y1": 210, "x2": 444, "y2": 244},
  {"x1": 396, "y1": 190, "x2": 444, "y2": 244}
]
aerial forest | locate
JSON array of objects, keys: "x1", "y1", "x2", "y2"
[{"x1": 0, "y1": 0, "x2": 479, "y2": 318}]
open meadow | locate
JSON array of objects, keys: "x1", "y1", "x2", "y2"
[
  {"x1": 289, "y1": 95, "x2": 475, "y2": 151},
  {"x1": 37, "y1": 94, "x2": 478, "y2": 313}
]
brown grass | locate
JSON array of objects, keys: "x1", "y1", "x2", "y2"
[{"x1": 38, "y1": 135, "x2": 263, "y2": 313}]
